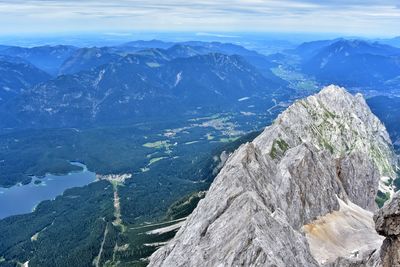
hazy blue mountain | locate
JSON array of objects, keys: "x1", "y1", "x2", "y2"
[
  {"x1": 293, "y1": 38, "x2": 400, "y2": 59},
  {"x1": 301, "y1": 40, "x2": 400, "y2": 87},
  {"x1": 0, "y1": 54, "x2": 29, "y2": 64},
  {"x1": 57, "y1": 41, "x2": 284, "y2": 83},
  {"x1": 181, "y1": 41, "x2": 264, "y2": 56},
  {"x1": 119, "y1": 39, "x2": 174, "y2": 50},
  {"x1": 1, "y1": 52, "x2": 286, "y2": 128},
  {"x1": 181, "y1": 41, "x2": 277, "y2": 68},
  {"x1": 123, "y1": 40, "x2": 279, "y2": 75},
  {"x1": 377, "y1": 36, "x2": 400, "y2": 48},
  {"x1": 0, "y1": 60, "x2": 51, "y2": 103},
  {"x1": 58, "y1": 44, "x2": 178, "y2": 76},
  {"x1": 0, "y1": 45, "x2": 12, "y2": 52},
  {"x1": 368, "y1": 95, "x2": 400, "y2": 149},
  {"x1": 161, "y1": 44, "x2": 210, "y2": 58},
  {"x1": 150, "y1": 43, "x2": 285, "y2": 84},
  {"x1": 58, "y1": 47, "x2": 123, "y2": 75},
  {"x1": 160, "y1": 53, "x2": 276, "y2": 105},
  {"x1": 326, "y1": 39, "x2": 400, "y2": 56},
  {"x1": 290, "y1": 39, "x2": 341, "y2": 60},
  {"x1": 0, "y1": 45, "x2": 78, "y2": 75}
]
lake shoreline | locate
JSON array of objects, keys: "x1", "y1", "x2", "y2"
[{"x1": 0, "y1": 162, "x2": 96, "y2": 219}]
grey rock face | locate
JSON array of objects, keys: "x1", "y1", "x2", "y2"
[
  {"x1": 148, "y1": 85, "x2": 396, "y2": 267},
  {"x1": 374, "y1": 191, "x2": 400, "y2": 267}
]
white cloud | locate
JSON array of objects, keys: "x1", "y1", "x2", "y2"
[{"x1": 0, "y1": 0, "x2": 398, "y2": 36}]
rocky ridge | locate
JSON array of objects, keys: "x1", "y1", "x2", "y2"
[
  {"x1": 148, "y1": 85, "x2": 397, "y2": 267},
  {"x1": 374, "y1": 191, "x2": 400, "y2": 267}
]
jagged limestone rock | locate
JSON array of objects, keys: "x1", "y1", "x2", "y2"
[
  {"x1": 374, "y1": 191, "x2": 400, "y2": 267},
  {"x1": 149, "y1": 85, "x2": 397, "y2": 267},
  {"x1": 305, "y1": 198, "x2": 384, "y2": 267}
]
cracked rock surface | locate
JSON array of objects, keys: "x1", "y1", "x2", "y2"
[
  {"x1": 148, "y1": 85, "x2": 397, "y2": 267},
  {"x1": 374, "y1": 191, "x2": 400, "y2": 267}
]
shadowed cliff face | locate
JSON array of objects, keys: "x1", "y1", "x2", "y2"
[
  {"x1": 148, "y1": 85, "x2": 397, "y2": 267},
  {"x1": 374, "y1": 191, "x2": 400, "y2": 267}
]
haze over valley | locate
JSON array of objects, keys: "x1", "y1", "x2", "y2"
[{"x1": 0, "y1": 1, "x2": 400, "y2": 267}]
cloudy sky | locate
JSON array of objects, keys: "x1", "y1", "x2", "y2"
[{"x1": 0, "y1": 0, "x2": 399, "y2": 37}]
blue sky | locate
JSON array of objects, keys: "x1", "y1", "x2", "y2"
[{"x1": 0, "y1": 0, "x2": 399, "y2": 37}]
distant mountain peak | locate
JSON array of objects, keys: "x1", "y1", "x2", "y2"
[
  {"x1": 0, "y1": 59, "x2": 51, "y2": 102},
  {"x1": 300, "y1": 39, "x2": 400, "y2": 86}
]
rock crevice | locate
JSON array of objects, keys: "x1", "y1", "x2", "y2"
[
  {"x1": 148, "y1": 85, "x2": 397, "y2": 267},
  {"x1": 374, "y1": 191, "x2": 400, "y2": 267}
]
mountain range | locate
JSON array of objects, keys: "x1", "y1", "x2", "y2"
[
  {"x1": 0, "y1": 59, "x2": 51, "y2": 103},
  {"x1": 0, "y1": 45, "x2": 287, "y2": 129},
  {"x1": 1, "y1": 37, "x2": 400, "y2": 267},
  {"x1": 1, "y1": 86, "x2": 398, "y2": 267},
  {"x1": 58, "y1": 47, "x2": 123, "y2": 75},
  {"x1": 377, "y1": 36, "x2": 400, "y2": 48},
  {"x1": 291, "y1": 39, "x2": 400, "y2": 88},
  {"x1": 0, "y1": 45, "x2": 78, "y2": 76}
]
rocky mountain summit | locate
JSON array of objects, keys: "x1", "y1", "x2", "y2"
[{"x1": 149, "y1": 85, "x2": 398, "y2": 267}]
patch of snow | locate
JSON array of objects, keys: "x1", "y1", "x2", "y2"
[
  {"x1": 137, "y1": 73, "x2": 146, "y2": 81},
  {"x1": 215, "y1": 72, "x2": 225, "y2": 80},
  {"x1": 174, "y1": 71, "x2": 183, "y2": 87},
  {"x1": 73, "y1": 92, "x2": 83, "y2": 99},
  {"x1": 240, "y1": 111, "x2": 255, "y2": 116},
  {"x1": 146, "y1": 220, "x2": 186, "y2": 235},
  {"x1": 118, "y1": 96, "x2": 130, "y2": 104},
  {"x1": 320, "y1": 57, "x2": 329, "y2": 69},
  {"x1": 238, "y1": 97, "x2": 250, "y2": 102},
  {"x1": 93, "y1": 69, "x2": 106, "y2": 87},
  {"x1": 146, "y1": 62, "x2": 161, "y2": 68},
  {"x1": 144, "y1": 242, "x2": 168, "y2": 247},
  {"x1": 214, "y1": 90, "x2": 222, "y2": 95}
]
